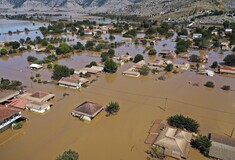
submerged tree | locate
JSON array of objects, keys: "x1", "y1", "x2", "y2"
[
  {"x1": 56, "y1": 149, "x2": 79, "y2": 160},
  {"x1": 106, "y1": 102, "x2": 120, "y2": 115}
]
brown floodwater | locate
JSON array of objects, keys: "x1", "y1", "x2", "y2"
[{"x1": 0, "y1": 29, "x2": 235, "y2": 160}]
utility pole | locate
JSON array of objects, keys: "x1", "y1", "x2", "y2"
[
  {"x1": 231, "y1": 128, "x2": 234, "y2": 137},
  {"x1": 164, "y1": 98, "x2": 168, "y2": 111}
]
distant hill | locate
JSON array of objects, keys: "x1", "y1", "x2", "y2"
[{"x1": 0, "y1": 0, "x2": 234, "y2": 17}]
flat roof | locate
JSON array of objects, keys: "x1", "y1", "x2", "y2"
[{"x1": 0, "y1": 90, "x2": 19, "y2": 103}]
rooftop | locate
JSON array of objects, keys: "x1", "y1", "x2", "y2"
[
  {"x1": 8, "y1": 98, "x2": 29, "y2": 110},
  {"x1": 73, "y1": 101, "x2": 104, "y2": 117},
  {"x1": 0, "y1": 106, "x2": 20, "y2": 122},
  {"x1": 209, "y1": 133, "x2": 235, "y2": 160},
  {"x1": 0, "y1": 90, "x2": 19, "y2": 103}
]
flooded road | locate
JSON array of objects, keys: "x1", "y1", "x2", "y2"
[{"x1": 0, "y1": 20, "x2": 235, "y2": 160}]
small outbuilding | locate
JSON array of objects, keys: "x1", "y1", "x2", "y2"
[{"x1": 71, "y1": 101, "x2": 104, "y2": 121}]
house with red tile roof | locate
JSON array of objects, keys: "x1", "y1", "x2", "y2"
[
  {"x1": 8, "y1": 98, "x2": 29, "y2": 110},
  {"x1": 219, "y1": 66, "x2": 235, "y2": 74},
  {"x1": 0, "y1": 106, "x2": 22, "y2": 132}
]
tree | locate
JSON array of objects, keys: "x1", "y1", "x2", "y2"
[
  {"x1": 165, "y1": 64, "x2": 174, "y2": 72},
  {"x1": 167, "y1": 114, "x2": 200, "y2": 133},
  {"x1": 148, "y1": 48, "x2": 157, "y2": 55},
  {"x1": 191, "y1": 135, "x2": 211, "y2": 156},
  {"x1": 52, "y1": 65, "x2": 73, "y2": 80},
  {"x1": 221, "y1": 85, "x2": 230, "y2": 91},
  {"x1": 104, "y1": 59, "x2": 117, "y2": 73},
  {"x1": 190, "y1": 54, "x2": 201, "y2": 63},
  {"x1": 139, "y1": 65, "x2": 150, "y2": 76},
  {"x1": 56, "y1": 149, "x2": 79, "y2": 160},
  {"x1": 27, "y1": 56, "x2": 38, "y2": 62},
  {"x1": 146, "y1": 146, "x2": 165, "y2": 160},
  {"x1": 85, "y1": 41, "x2": 95, "y2": 50},
  {"x1": 107, "y1": 49, "x2": 115, "y2": 57},
  {"x1": 133, "y1": 54, "x2": 144, "y2": 63},
  {"x1": 211, "y1": 61, "x2": 218, "y2": 68},
  {"x1": 10, "y1": 41, "x2": 20, "y2": 49},
  {"x1": 56, "y1": 43, "x2": 72, "y2": 55},
  {"x1": 204, "y1": 81, "x2": 215, "y2": 88},
  {"x1": 105, "y1": 102, "x2": 120, "y2": 115},
  {"x1": 19, "y1": 38, "x2": 25, "y2": 45},
  {"x1": 223, "y1": 54, "x2": 235, "y2": 66},
  {"x1": 0, "y1": 48, "x2": 8, "y2": 56},
  {"x1": 86, "y1": 61, "x2": 97, "y2": 68},
  {"x1": 223, "y1": 20, "x2": 230, "y2": 28},
  {"x1": 73, "y1": 42, "x2": 84, "y2": 51}
]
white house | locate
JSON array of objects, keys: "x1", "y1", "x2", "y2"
[{"x1": 193, "y1": 33, "x2": 202, "y2": 39}]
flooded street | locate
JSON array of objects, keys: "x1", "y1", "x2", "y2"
[{"x1": 0, "y1": 20, "x2": 235, "y2": 160}]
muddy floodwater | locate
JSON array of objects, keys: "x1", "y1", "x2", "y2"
[{"x1": 0, "y1": 21, "x2": 235, "y2": 160}]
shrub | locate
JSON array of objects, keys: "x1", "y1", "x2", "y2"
[
  {"x1": 104, "y1": 59, "x2": 117, "y2": 73},
  {"x1": 191, "y1": 135, "x2": 211, "y2": 156},
  {"x1": 204, "y1": 81, "x2": 215, "y2": 88},
  {"x1": 148, "y1": 48, "x2": 157, "y2": 55},
  {"x1": 35, "y1": 73, "x2": 40, "y2": 77},
  {"x1": 133, "y1": 54, "x2": 144, "y2": 63},
  {"x1": 106, "y1": 102, "x2": 120, "y2": 115},
  {"x1": 211, "y1": 61, "x2": 218, "y2": 68},
  {"x1": 167, "y1": 114, "x2": 199, "y2": 133},
  {"x1": 190, "y1": 54, "x2": 201, "y2": 63},
  {"x1": 165, "y1": 64, "x2": 174, "y2": 72},
  {"x1": 139, "y1": 65, "x2": 150, "y2": 76},
  {"x1": 56, "y1": 149, "x2": 79, "y2": 160},
  {"x1": 221, "y1": 85, "x2": 230, "y2": 91},
  {"x1": 223, "y1": 54, "x2": 235, "y2": 67},
  {"x1": 12, "y1": 122, "x2": 23, "y2": 130}
]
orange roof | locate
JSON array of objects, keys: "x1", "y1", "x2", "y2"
[
  {"x1": 0, "y1": 107, "x2": 20, "y2": 122},
  {"x1": 8, "y1": 98, "x2": 29, "y2": 110},
  {"x1": 220, "y1": 66, "x2": 235, "y2": 72}
]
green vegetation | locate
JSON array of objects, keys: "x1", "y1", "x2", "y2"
[
  {"x1": 0, "y1": 48, "x2": 8, "y2": 56},
  {"x1": 105, "y1": 102, "x2": 120, "y2": 115},
  {"x1": 191, "y1": 135, "x2": 211, "y2": 157},
  {"x1": 73, "y1": 42, "x2": 85, "y2": 51},
  {"x1": 139, "y1": 65, "x2": 150, "y2": 76},
  {"x1": 133, "y1": 54, "x2": 144, "y2": 63},
  {"x1": 204, "y1": 81, "x2": 215, "y2": 88},
  {"x1": 9, "y1": 41, "x2": 20, "y2": 49},
  {"x1": 167, "y1": 114, "x2": 199, "y2": 133},
  {"x1": 211, "y1": 61, "x2": 218, "y2": 68},
  {"x1": 123, "y1": 29, "x2": 137, "y2": 38},
  {"x1": 52, "y1": 64, "x2": 74, "y2": 80},
  {"x1": 56, "y1": 43, "x2": 72, "y2": 55},
  {"x1": 190, "y1": 54, "x2": 201, "y2": 63},
  {"x1": 223, "y1": 54, "x2": 235, "y2": 67},
  {"x1": 104, "y1": 59, "x2": 117, "y2": 73},
  {"x1": 148, "y1": 48, "x2": 157, "y2": 55},
  {"x1": 56, "y1": 149, "x2": 79, "y2": 160},
  {"x1": 146, "y1": 146, "x2": 165, "y2": 160},
  {"x1": 85, "y1": 61, "x2": 97, "y2": 68},
  {"x1": 85, "y1": 41, "x2": 95, "y2": 50},
  {"x1": 165, "y1": 64, "x2": 174, "y2": 72},
  {"x1": 0, "y1": 78, "x2": 23, "y2": 90},
  {"x1": 101, "y1": 49, "x2": 115, "y2": 62},
  {"x1": 221, "y1": 85, "x2": 230, "y2": 91},
  {"x1": 176, "y1": 39, "x2": 192, "y2": 53},
  {"x1": 27, "y1": 55, "x2": 57, "y2": 64},
  {"x1": 12, "y1": 122, "x2": 23, "y2": 130}
]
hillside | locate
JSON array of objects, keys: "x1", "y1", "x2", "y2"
[{"x1": 0, "y1": 0, "x2": 234, "y2": 17}]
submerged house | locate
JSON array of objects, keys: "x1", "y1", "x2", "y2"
[
  {"x1": 58, "y1": 77, "x2": 81, "y2": 89},
  {"x1": 0, "y1": 106, "x2": 22, "y2": 132},
  {"x1": 219, "y1": 66, "x2": 235, "y2": 75},
  {"x1": 18, "y1": 91, "x2": 55, "y2": 113},
  {"x1": 209, "y1": 133, "x2": 235, "y2": 160},
  {"x1": 71, "y1": 101, "x2": 104, "y2": 121},
  {"x1": 154, "y1": 126, "x2": 193, "y2": 159},
  {"x1": 26, "y1": 101, "x2": 52, "y2": 113},
  {"x1": 30, "y1": 64, "x2": 43, "y2": 70},
  {"x1": 0, "y1": 90, "x2": 20, "y2": 103}
]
